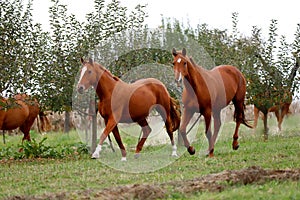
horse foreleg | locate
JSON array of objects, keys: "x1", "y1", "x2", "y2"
[
  {"x1": 278, "y1": 104, "x2": 289, "y2": 131},
  {"x1": 212, "y1": 112, "x2": 221, "y2": 152},
  {"x1": 253, "y1": 106, "x2": 259, "y2": 129},
  {"x1": 274, "y1": 110, "x2": 281, "y2": 132},
  {"x1": 180, "y1": 109, "x2": 195, "y2": 155},
  {"x1": 92, "y1": 118, "x2": 116, "y2": 159},
  {"x1": 111, "y1": 126, "x2": 127, "y2": 161},
  {"x1": 203, "y1": 112, "x2": 213, "y2": 157},
  {"x1": 2, "y1": 130, "x2": 5, "y2": 144},
  {"x1": 135, "y1": 119, "x2": 151, "y2": 158}
]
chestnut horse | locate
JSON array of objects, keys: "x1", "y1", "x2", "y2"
[
  {"x1": 253, "y1": 103, "x2": 291, "y2": 132},
  {"x1": 0, "y1": 94, "x2": 40, "y2": 141},
  {"x1": 77, "y1": 58, "x2": 181, "y2": 161},
  {"x1": 172, "y1": 48, "x2": 252, "y2": 157}
]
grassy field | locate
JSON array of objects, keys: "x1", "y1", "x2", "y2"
[{"x1": 0, "y1": 114, "x2": 299, "y2": 199}]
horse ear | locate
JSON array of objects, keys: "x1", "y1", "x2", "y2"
[
  {"x1": 89, "y1": 58, "x2": 93, "y2": 65},
  {"x1": 182, "y1": 48, "x2": 186, "y2": 56},
  {"x1": 80, "y1": 57, "x2": 84, "y2": 64},
  {"x1": 172, "y1": 48, "x2": 177, "y2": 56}
]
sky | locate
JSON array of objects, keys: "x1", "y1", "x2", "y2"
[{"x1": 31, "y1": 0, "x2": 300, "y2": 43}]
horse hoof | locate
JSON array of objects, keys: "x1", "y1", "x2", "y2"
[
  {"x1": 171, "y1": 152, "x2": 178, "y2": 157},
  {"x1": 205, "y1": 149, "x2": 214, "y2": 157},
  {"x1": 91, "y1": 152, "x2": 100, "y2": 159},
  {"x1": 121, "y1": 157, "x2": 127, "y2": 162},
  {"x1": 188, "y1": 146, "x2": 195, "y2": 155},
  {"x1": 134, "y1": 153, "x2": 140, "y2": 159},
  {"x1": 208, "y1": 153, "x2": 214, "y2": 158},
  {"x1": 233, "y1": 145, "x2": 239, "y2": 150}
]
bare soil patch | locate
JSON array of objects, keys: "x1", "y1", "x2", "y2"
[{"x1": 6, "y1": 166, "x2": 300, "y2": 200}]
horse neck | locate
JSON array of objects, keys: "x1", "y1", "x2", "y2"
[
  {"x1": 184, "y1": 60, "x2": 207, "y2": 89},
  {"x1": 95, "y1": 67, "x2": 119, "y2": 101}
]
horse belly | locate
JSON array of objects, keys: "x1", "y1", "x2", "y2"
[{"x1": 1, "y1": 108, "x2": 29, "y2": 130}]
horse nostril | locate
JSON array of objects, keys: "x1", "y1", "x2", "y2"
[{"x1": 78, "y1": 85, "x2": 84, "y2": 94}]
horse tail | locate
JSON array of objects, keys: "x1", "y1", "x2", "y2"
[
  {"x1": 38, "y1": 111, "x2": 52, "y2": 132},
  {"x1": 169, "y1": 97, "x2": 181, "y2": 132},
  {"x1": 234, "y1": 102, "x2": 253, "y2": 129}
]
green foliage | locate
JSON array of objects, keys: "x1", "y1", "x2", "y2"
[
  {"x1": 0, "y1": 0, "x2": 147, "y2": 113},
  {"x1": 0, "y1": 0, "x2": 47, "y2": 95},
  {"x1": 108, "y1": 48, "x2": 173, "y2": 76},
  {"x1": 1, "y1": 1, "x2": 299, "y2": 135},
  {"x1": 0, "y1": 137, "x2": 89, "y2": 160}
]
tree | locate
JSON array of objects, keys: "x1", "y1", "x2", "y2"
[{"x1": 0, "y1": 0, "x2": 48, "y2": 98}]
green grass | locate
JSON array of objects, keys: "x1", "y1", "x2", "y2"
[{"x1": 0, "y1": 115, "x2": 299, "y2": 199}]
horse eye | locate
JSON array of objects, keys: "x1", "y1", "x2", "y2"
[
  {"x1": 184, "y1": 62, "x2": 187, "y2": 65},
  {"x1": 88, "y1": 70, "x2": 92, "y2": 74}
]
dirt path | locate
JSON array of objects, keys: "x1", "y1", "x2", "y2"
[{"x1": 7, "y1": 166, "x2": 300, "y2": 200}]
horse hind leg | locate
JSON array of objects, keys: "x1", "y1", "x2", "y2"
[
  {"x1": 165, "y1": 116, "x2": 178, "y2": 157},
  {"x1": 20, "y1": 122, "x2": 33, "y2": 142},
  {"x1": 156, "y1": 104, "x2": 178, "y2": 157},
  {"x1": 232, "y1": 100, "x2": 245, "y2": 150},
  {"x1": 111, "y1": 126, "x2": 127, "y2": 161},
  {"x1": 135, "y1": 119, "x2": 152, "y2": 158},
  {"x1": 20, "y1": 108, "x2": 39, "y2": 142}
]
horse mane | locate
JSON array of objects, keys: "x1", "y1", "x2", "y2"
[
  {"x1": 189, "y1": 57, "x2": 197, "y2": 67},
  {"x1": 94, "y1": 62, "x2": 120, "y2": 81}
]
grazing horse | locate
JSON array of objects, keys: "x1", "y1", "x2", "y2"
[
  {"x1": 77, "y1": 58, "x2": 181, "y2": 161},
  {"x1": 172, "y1": 48, "x2": 252, "y2": 157},
  {"x1": 0, "y1": 94, "x2": 40, "y2": 142}
]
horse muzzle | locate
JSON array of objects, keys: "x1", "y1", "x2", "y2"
[
  {"x1": 77, "y1": 85, "x2": 85, "y2": 94},
  {"x1": 175, "y1": 71, "x2": 182, "y2": 87},
  {"x1": 175, "y1": 73, "x2": 182, "y2": 87},
  {"x1": 175, "y1": 79, "x2": 181, "y2": 87}
]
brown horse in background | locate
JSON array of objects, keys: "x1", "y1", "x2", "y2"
[
  {"x1": 253, "y1": 103, "x2": 291, "y2": 132},
  {"x1": 0, "y1": 94, "x2": 47, "y2": 142},
  {"x1": 172, "y1": 48, "x2": 252, "y2": 157},
  {"x1": 77, "y1": 58, "x2": 181, "y2": 161}
]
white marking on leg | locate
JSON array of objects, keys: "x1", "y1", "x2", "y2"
[
  {"x1": 171, "y1": 144, "x2": 178, "y2": 157},
  {"x1": 121, "y1": 157, "x2": 127, "y2": 161},
  {"x1": 91, "y1": 144, "x2": 102, "y2": 159}
]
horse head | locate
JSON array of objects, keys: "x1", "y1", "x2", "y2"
[
  {"x1": 77, "y1": 58, "x2": 99, "y2": 94},
  {"x1": 172, "y1": 48, "x2": 189, "y2": 86}
]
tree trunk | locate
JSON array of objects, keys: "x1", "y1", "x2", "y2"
[{"x1": 64, "y1": 111, "x2": 70, "y2": 133}]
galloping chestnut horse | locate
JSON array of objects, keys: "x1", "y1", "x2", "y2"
[
  {"x1": 0, "y1": 94, "x2": 40, "y2": 141},
  {"x1": 172, "y1": 48, "x2": 252, "y2": 157},
  {"x1": 77, "y1": 58, "x2": 181, "y2": 161}
]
